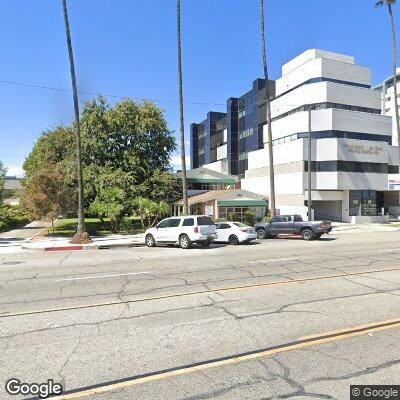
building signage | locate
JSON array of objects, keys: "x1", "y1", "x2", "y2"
[
  {"x1": 388, "y1": 179, "x2": 400, "y2": 190},
  {"x1": 205, "y1": 203, "x2": 214, "y2": 216},
  {"x1": 344, "y1": 144, "x2": 383, "y2": 155}
]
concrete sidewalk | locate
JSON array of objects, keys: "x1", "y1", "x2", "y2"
[
  {"x1": 331, "y1": 222, "x2": 400, "y2": 233},
  {"x1": 0, "y1": 221, "x2": 50, "y2": 247},
  {"x1": 22, "y1": 233, "x2": 145, "y2": 251}
]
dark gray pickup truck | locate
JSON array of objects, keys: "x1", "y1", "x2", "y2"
[{"x1": 254, "y1": 214, "x2": 332, "y2": 241}]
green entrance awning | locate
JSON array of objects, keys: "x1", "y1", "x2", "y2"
[{"x1": 218, "y1": 200, "x2": 267, "y2": 207}]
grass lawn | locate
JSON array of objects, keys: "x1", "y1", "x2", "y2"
[{"x1": 48, "y1": 217, "x2": 143, "y2": 237}]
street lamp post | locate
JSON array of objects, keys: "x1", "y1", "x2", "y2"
[{"x1": 308, "y1": 107, "x2": 312, "y2": 221}]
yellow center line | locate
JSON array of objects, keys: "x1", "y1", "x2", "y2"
[
  {"x1": 52, "y1": 316, "x2": 400, "y2": 399},
  {"x1": 2, "y1": 266, "x2": 400, "y2": 318}
]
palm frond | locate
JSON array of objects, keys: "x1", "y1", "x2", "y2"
[{"x1": 375, "y1": 0, "x2": 384, "y2": 7}]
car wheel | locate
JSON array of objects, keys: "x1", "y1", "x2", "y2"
[
  {"x1": 200, "y1": 241, "x2": 211, "y2": 247},
  {"x1": 228, "y1": 235, "x2": 240, "y2": 245},
  {"x1": 301, "y1": 229, "x2": 315, "y2": 241},
  {"x1": 145, "y1": 234, "x2": 156, "y2": 247},
  {"x1": 179, "y1": 234, "x2": 192, "y2": 249},
  {"x1": 256, "y1": 229, "x2": 266, "y2": 240}
]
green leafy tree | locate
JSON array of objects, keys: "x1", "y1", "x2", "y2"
[
  {"x1": 23, "y1": 97, "x2": 178, "y2": 213},
  {"x1": 80, "y1": 96, "x2": 176, "y2": 202},
  {"x1": 23, "y1": 126, "x2": 75, "y2": 181},
  {"x1": 0, "y1": 160, "x2": 6, "y2": 205},
  {"x1": 375, "y1": 0, "x2": 400, "y2": 162},
  {"x1": 89, "y1": 187, "x2": 126, "y2": 233},
  {"x1": 21, "y1": 168, "x2": 75, "y2": 235}
]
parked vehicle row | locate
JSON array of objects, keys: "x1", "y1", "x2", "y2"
[{"x1": 144, "y1": 214, "x2": 332, "y2": 249}]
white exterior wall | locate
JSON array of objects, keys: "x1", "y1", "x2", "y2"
[
  {"x1": 271, "y1": 82, "x2": 380, "y2": 121},
  {"x1": 281, "y1": 49, "x2": 354, "y2": 77},
  {"x1": 202, "y1": 160, "x2": 229, "y2": 175},
  {"x1": 216, "y1": 144, "x2": 227, "y2": 161},
  {"x1": 263, "y1": 108, "x2": 392, "y2": 143}
]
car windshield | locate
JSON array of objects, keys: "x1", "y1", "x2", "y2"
[{"x1": 197, "y1": 216, "x2": 214, "y2": 226}]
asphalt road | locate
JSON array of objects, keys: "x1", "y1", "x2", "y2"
[{"x1": 0, "y1": 230, "x2": 399, "y2": 399}]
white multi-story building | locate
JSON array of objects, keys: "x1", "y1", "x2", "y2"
[
  {"x1": 193, "y1": 49, "x2": 400, "y2": 222},
  {"x1": 375, "y1": 68, "x2": 400, "y2": 198}
]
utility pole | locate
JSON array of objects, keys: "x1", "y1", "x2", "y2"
[
  {"x1": 307, "y1": 106, "x2": 312, "y2": 222},
  {"x1": 177, "y1": 0, "x2": 189, "y2": 216}
]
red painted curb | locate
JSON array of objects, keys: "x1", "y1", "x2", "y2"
[{"x1": 44, "y1": 246, "x2": 84, "y2": 252}]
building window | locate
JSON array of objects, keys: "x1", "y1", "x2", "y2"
[
  {"x1": 304, "y1": 161, "x2": 388, "y2": 174},
  {"x1": 218, "y1": 205, "x2": 266, "y2": 222}
]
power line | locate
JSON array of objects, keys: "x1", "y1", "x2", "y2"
[
  {"x1": 0, "y1": 79, "x2": 389, "y2": 116},
  {"x1": 0, "y1": 79, "x2": 226, "y2": 107}
]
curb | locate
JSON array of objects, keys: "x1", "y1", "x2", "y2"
[{"x1": 24, "y1": 241, "x2": 144, "y2": 252}]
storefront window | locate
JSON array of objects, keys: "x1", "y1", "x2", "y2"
[{"x1": 218, "y1": 206, "x2": 266, "y2": 222}]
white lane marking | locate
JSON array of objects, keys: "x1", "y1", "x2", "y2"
[
  {"x1": 55, "y1": 272, "x2": 151, "y2": 282},
  {"x1": 378, "y1": 249, "x2": 400, "y2": 253},
  {"x1": 250, "y1": 257, "x2": 307, "y2": 264}
]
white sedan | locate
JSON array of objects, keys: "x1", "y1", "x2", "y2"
[{"x1": 214, "y1": 222, "x2": 257, "y2": 245}]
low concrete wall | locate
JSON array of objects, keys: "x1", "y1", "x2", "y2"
[{"x1": 350, "y1": 215, "x2": 389, "y2": 224}]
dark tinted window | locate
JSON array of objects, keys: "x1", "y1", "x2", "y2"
[
  {"x1": 217, "y1": 223, "x2": 230, "y2": 229},
  {"x1": 182, "y1": 218, "x2": 194, "y2": 226},
  {"x1": 294, "y1": 215, "x2": 303, "y2": 222},
  {"x1": 157, "y1": 220, "x2": 168, "y2": 228},
  {"x1": 167, "y1": 219, "x2": 181, "y2": 228},
  {"x1": 197, "y1": 216, "x2": 214, "y2": 226}
]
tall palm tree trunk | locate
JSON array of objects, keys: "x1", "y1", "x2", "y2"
[
  {"x1": 177, "y1": 0, "x2": 189, "y2": 216},
  {"x1": 61, "y1": 0, "x2": 89, "y2": 242},
  {"x1": 388, "y1": 3, "x2": 400, "y2": 168},
  {"x1": 260, "y1": 0, "x2": 276, "y2": 217}
]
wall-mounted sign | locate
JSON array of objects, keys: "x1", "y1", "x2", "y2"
[
  {"x1": 205, "y1": 204, "x2": 214, "y2": 216},
  {"x1": 344, "y1": 144, "x2": 383, "y2": 155},
  {"x1": 388, "y1": 179, "x2": 400, "y2": 190}
]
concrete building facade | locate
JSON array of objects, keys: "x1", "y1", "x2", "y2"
[{"x1": 191, "y1": 49, "x2": 400, "y2": 222}]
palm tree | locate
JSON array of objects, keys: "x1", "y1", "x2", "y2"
[
  {"x1": 177, "y1": 0, "x2": 189, "y2": 215},
  {"x1": 133, "y1": 197, "x2": 153, "y2": 229},
  {"x1": 260, "y1": 0, "x2": 276, "y2": 218},
  {"x1": 376, "y1": 0, "x2": 400, "y2": 163},
  {"x1": 150, "y1": 201, "x2": 171, "y2": 226},
  {"x1": 61, "y1": 0, "x2": 90, "y2": 243}
]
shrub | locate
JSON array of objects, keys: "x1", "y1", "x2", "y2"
[
  {"x1": 0, "y1": 206, "x2": 29, "y2": 232},
  {"x1": 118, "y1": 218, "x2": 143, "y2": 234},
  {"x1": 262, "y1": 211, "x2": 272, "y2": 223},
  {"x1": 215, "y1": 218, "x2": 227, "y2": 223},
  {"x1": 228, "y1": 212, "x2": 238, "y2": 222},
  {"x1": 243, "y1": 209, "x2": 256, "y2": 226}
]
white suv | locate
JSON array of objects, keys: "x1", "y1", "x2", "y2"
[{"x1": 144, "y1": 215, "x2": 217, "y2": 249}]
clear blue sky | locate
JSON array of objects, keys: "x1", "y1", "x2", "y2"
[{"x1": 0, "y1": 0, "x2": 398, "y2": 176}]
